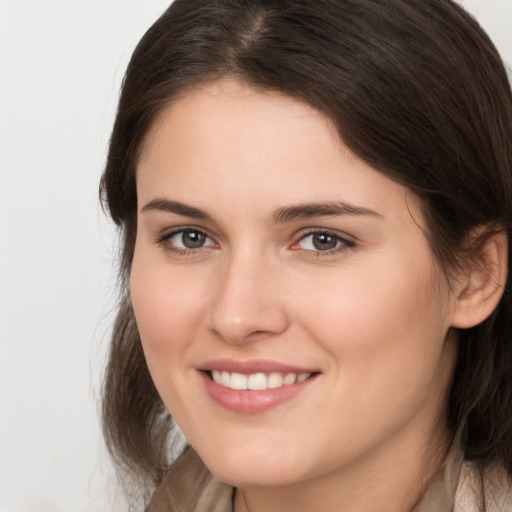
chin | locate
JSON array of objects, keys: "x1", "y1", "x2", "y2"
[
  {"x1": 198, "y1": 446, "x2": 307, "y2": 488},
  {"x1": 211, "y1": 465, "x2": 301, "y2": 488}
]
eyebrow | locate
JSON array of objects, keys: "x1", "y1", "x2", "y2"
[
  {"x1": 140, "y1": 198, "x2": 383, "y2": 223},
  {"x1": 273, "y1": 202, "x2": 383, "y2": 223},
  {"x1": 141, "y1": 199, "x2": 213, "y2": 220}
]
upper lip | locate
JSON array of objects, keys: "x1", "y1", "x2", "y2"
[{"x1": 198, "y1": 358, "x2": 320, "y2": 374}]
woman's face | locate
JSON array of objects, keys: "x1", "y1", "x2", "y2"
[{"x1": 131, "y1": 79, "x2": 459, "y2": 488}]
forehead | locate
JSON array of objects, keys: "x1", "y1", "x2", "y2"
[
  {"x1": 136, "y1": 79, "x2": 425, "y2": 225},
  {"x1": 139, "y1": 79, "x2": 336, "y2": 163}
]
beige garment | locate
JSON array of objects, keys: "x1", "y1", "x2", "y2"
[
  {"x1": 147, "y1": 444, "x2": 512, "y2": 512},
  {"x1": 147, "y1": 447, "x2": 233, "y2": 512}
]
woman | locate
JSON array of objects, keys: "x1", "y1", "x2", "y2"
[{"x1": 100, "y1": 0, "x2": 512, "y2": 510}]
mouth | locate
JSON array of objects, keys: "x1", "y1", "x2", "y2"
[
  {"x1": 197, "y1": 360, "x2": 320, "y2": 414},
  {"x1": 205, "y1": 370, "x2": 315, "y2": 390}
]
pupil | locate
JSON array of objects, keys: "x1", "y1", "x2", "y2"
[
  {"x1": 313, "y1": 233, "x2": 337, "y2": 251},
  {"x1": 183, "y1": 230, "x2": 206, "y2": 249}
]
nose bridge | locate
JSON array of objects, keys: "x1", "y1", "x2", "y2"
[{"x1": 208, "y1": 245, "x2": 288, "y2": 344}]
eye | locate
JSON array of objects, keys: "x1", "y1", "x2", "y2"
[
  {"x1": 162, "y1": 228, "x2": 216, "y2": 250},
  {"x1": 292, "y1": 230, "x2": 355, "y2": 253}
]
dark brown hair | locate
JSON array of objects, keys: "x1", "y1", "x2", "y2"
[{"x1": 100, "y1": 0, "x2": 512, "y2": 499}]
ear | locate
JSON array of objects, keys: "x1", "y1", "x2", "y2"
[{"x1": 451, "y1": 230, "x2": 508, "y2": 329}]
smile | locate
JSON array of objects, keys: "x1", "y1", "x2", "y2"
[
  {"x1": 198, "y1": 361, "x2": 320, "y2": 414},
  {"x1": 211, "y1": 370, "x2": 312, "y2": 390}
]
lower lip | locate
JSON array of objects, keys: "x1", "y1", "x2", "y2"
[{"x1": 199, "y1": 371, "x2": 318, "y2": 414}]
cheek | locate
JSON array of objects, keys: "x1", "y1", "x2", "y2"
[
  {"x1": 130, "y1": 249, "x2": 209, "y2": 368},
  {"x1": 292, "y1": 254, "x2": 451, "y2": 395},
  {"x1": 129, "y1": 250, "x2": 218, "y2": 425},
  {"x1": 288, "y1": 258, "x2": 455, "y2": 457}
]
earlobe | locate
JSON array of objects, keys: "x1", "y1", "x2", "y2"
[{"x1": 451, "y1": 231, "x2": 508, "y2": 329}]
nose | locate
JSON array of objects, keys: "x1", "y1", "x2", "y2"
[{"x1": 207, "y1": 253, "x2": 289, "y2": 345}]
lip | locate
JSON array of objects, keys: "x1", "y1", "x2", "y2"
[
  {"x1": 197, "y1": 359, "x2": 320, "y2": 414},
  {"x1": 199, "y1": 358, "x2": 319, "y2": 375}
]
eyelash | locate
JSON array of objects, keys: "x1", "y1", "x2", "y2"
[
  {"x1": 156, "y1": 227, "x2": 356, "y2": 257},
  {"x1": 156, "y1": 227, "x2": 216, "y2": 256},
  {"x1": 291, "y1": 229, "x2": 356, "y2": 256}
]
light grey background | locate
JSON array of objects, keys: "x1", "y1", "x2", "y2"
[{"x1": 0, "y1": 1, "x2": 510, "y2": 511}]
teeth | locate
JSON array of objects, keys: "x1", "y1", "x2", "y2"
[
  {"x1": 283, "y1": 373, "x2": 296, "y2": 385},
  {"x1": 230, "y1": 372, "x2": 248, "y2": 390},
  {"x1": 267, "y1": 372, "x2": 284, "y2": 388},
  {"x1": 221, "y1": 371, "x2": 231, "y2": 387},
  {"x1": 297, "y1": 372, "x2": 310, "y2": 383},
  {"x1": 211, "y1": 370, "x2": 312, "y2": 390},
  {"x1": 248, "y1": 373, "x2": 267, "y2": 390}
]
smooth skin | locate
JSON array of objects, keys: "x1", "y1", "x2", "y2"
[{"x1": 131, "y1": 79, "x2": 506, "y2": 512}]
